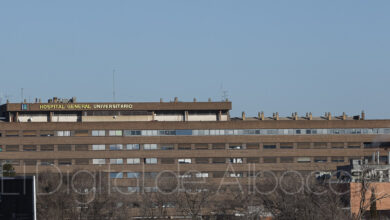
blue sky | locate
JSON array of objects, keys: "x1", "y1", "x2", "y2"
[{"x1": 0, "y1": 0, "x2": 389, "y2": 118}]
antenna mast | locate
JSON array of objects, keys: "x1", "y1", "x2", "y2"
[{"x1": 112, "y1": 69, "x2": 116, "y2": 102}]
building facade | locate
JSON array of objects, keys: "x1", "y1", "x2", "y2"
[{"x1": 1, "y1": 97, "x2": 390, "y2": 190}]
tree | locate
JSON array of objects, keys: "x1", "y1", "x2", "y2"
[{"x1": 2, "y1": 163, "x2": 15, "y2": 177}]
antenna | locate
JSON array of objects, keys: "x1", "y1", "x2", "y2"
[
  {"x1": 220, "y1": 83, "x2": 229, "y2": 101},
  {"x1": 21, "y1": 88, "x2": 24, "y2": 102},
  {"x1": 112, "y1": 69, "x2": 116, "y2": 102}
]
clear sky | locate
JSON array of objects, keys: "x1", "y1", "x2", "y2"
[{"x1": 0, "y1": 0, "x2": 389, "y2": 118}]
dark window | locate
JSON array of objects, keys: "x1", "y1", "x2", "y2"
[
  {"x1": 74, "y1": 130, "x2": 89, "y2": 137},
  {"x1": 40, "y1": 160, "x2": 54, "y2": 166},
  {"x1": 178, "y1": 144, "x2": 191, "y2": 150},
  {"x1": 195, "y1": 144, "x2": 209, "y2": 150},
  {"x1": 161, "y1": 144, "x2": 174, "y2": 150},
  {"x1": 40, "y1": 145, "x2": 54, "y2": 151},
  {"x1": 263, "y1": 144, "x2": 276, "y2": 149},
  {"x1": 23, "y1": 145, "x2": 36, "y2": 151},
  {"x1": 314, "y1": 157, "x2": 327, "y2": 163},
  {"x1": 313, "y1": 143, "x2": 328, "y2": 149},
  {"x1": 263, "y1": 157, "x2": 277, "y2": 163},
  {"x1": 58, "y1": 145, "x2": 71, "y2": 151},
  {"x1": 246, "y1": 143, "x2": 259, "y2": 150},
  {"x1": 247, "y1": 157, "x2": 259, "y2": 163},
  {"x1": 331, "y1": 143, "x2": 344, "y2": 149},
  {"x1": 23, "y1": 130, "x2": 36, "y2": 137},
  {"x1": 280, "y1": 143, "x2": 293, "y2": 149},
  {"x1": 212, "y1": 158, "x2": 226, "y2": 164},
  {"x1": 161, "y1": 158, "x2": 175, "y2": 164},
  {"x1": 331, "y1": 157, "x2": 344, "y2": 163},
  {"x1": 212, "y1": 144, "x2": 226, "y2": 150},
  {"x1": 6, "y1": 131, "x2": 19, "y2": 137},
  {"x1": 297, "y1": 143, "x2": 311, "y2": 149},
  {"x1": 75, "y1": 145, "x2": 88, "y2": 151},
  {"x1": 6, "y1": 145, "x2": 19, "y2": 152},
  {"x1": 40, "y1": 130, "x2": 54, "y2": 137},
  {"x1": 195, "y1": 158, "x2": 209, "y2": 164},
  {"x1": 75, "y1": 159, "x2": 89, "y2": 165},
  {"x1": 58, "y1": 159, "x2": 72, "y2": 165},
  {"x1": 24, "y1": 160, "x2": 37, "y2": 166},
  {"x1": 280, "y1": 157, "x2": 294, "y2": 163}
]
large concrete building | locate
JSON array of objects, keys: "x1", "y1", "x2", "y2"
[{"x1": 1, "y1": 97, "x2": 390, "y2": 189}]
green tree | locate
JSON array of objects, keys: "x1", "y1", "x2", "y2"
[{"x1": 2, "y1": 163, "x2": 15, "y2": 177}]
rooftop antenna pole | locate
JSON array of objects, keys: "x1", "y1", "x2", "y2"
[
  {"x1": 112, "y1": 69, "x2": 116, "y2": 102},
  {"x1": 21, "y1": 88, "x2": 24, "y2": 103}
]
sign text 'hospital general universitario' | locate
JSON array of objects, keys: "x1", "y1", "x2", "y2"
[{"x1": 38, "y1": 103, "x2": 133, "y2": 110}]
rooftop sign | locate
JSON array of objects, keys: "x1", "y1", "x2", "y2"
[{"x1": 39, "y1": 103, "x2": 133, "y2": 110}]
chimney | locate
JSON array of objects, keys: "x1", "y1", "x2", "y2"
[
  {"x1": 160, "y1": 98, "x2": 163, "y2": 103},
  {"x1": 53, "y1": 97, "x2": 58, "y2": 103},
  {"x1": 361, "y1": 111, "x2": 365, "y2": 120},
  {"x1": 174, "y1": 97, "x2": 178, "y2": 103},
  {"x1": 342, "y1": 112, "x2": 347, "y2": 120},
  {"x1": 294, "y1": 112, "x2": 298, "y2": 120},
  {"x1": 193, "y1": 98, "x2": 197, "y2": 102},
  {"x1": 259, "y1": 111, "x2": 264, "y2": 120},
  {"x1": 242, "y1": 112, "x2": 246, "y2": 120},
  {"x1": 327, "y1": 112, "x2": 332, "y2": 120},
  {"x1": 273, "y1": 113, "x2": 276, "y2": 120},
  {"x1": 309, "y1": 112, "x2": 312, "y2": 120},
  {"x1": 23, "y1": 99, "x2": 27, "y2": 103},
  {"x1": 275, "y1": 112, "x2": 279, "y2": 120},
  {"x1": 208, "y1": 98, "x2": 212, "y2": 102},
  {"x1": 225, "y1": 98, "x2": 229, "y2": 102}
]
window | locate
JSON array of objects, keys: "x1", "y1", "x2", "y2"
[
  {"x1": 58, "y1": 144, "x2": 71, "y2": 151},
  {"x1": 145, "y1": 158, "x2": 157, "y2": 164},
  {"x1": 92, "y1": 130, "x2": 105, "y2": 136},
  {"x1": 331, "y1": 143, "x2": 344, "y2": 149},
  {"x1": 144, "y1": 187, "x2": 158, "y2": 192},
  {"x1": 161, "y1": 158, "x2": 175, "y2": 164},
  {"x1": 195, "y1": 143, "x2": 209, "y2": 150},
  {"x1": 331, "y1": 157, "x2": 345, "y2": 163},
  {"x1": 6, "y1": 131, "x2": 19, "y2": 137},
  {"x1": 247, "y1": 157, "x2": 259, "y2": 163},
  {"x1": 127, "y1": 144, "x2": 140, "y2": 150},
  {"x1": 280, "y1": 143, "x2": 293, "y2": 149},
  {"x1": 6, "y1": 145, "x2": 19, "y2": 152},
  {"x1": 178, "y1": 144, "x2": 191, "y2": 150},
  {"x1": 23, "y1": 130, "x2": 36, "y2": 137},
  {"x1": 23, "y1": 145, "x2": 36, "y2": 151},
  {"x1": 364, "y1": 142, "x2": 377, "y2": 148},
  {"x1": 195, "y1": 173, "x2": 209, "y2": 178},
  {"x1": 280, "y1": 157, "x2": 294, "y2": 163},
  {"x1": 246, "y1": 143, "x2": 259, "y2": 150},
  {"x1": 40, "y1": 145, "x2": 54, "y2": 151},
  {"x1": 127, "y1": 158, "x2": 140, "y2": 164},
  {"x1": 75, "y1": 144, "x2": 88, "y2": 151},
  {"x1": 297, "y1": 157, "x2": 311, "y2": 163},
  {"x1": 313, "y1": 143, "x2": 328, "y2": 149},
  {"x1": 92, "y1": 145, "x2": 105, "y2": 150},
  {"x1": 40, "y1": 160, "x2": 54, "y2": 166},
  {"x1": 110, "y1": 158, "x2": 123, "y2": 164},
  {"x1": 58, "y1": 159, "x2": 72, "y2": 165},
  {"x1": 178, "y1": 158, "x2": 192, "y2": 164},
  {"x1": 110, "y1": 172, "x2": 123, "y2": 179},
  {"x1": 229, "y1": 144, "x2": 243, "y2": 150},
  {"x1": 212, "y1": 158, "x2": 226, "y2": 164},
  {"x1": 109, "y1": 130, "x2": 122, "y2": 136},
  {"x1": 263, "y1": 144, "x2": 276, "y2": 149},
  {"x1": 314, "y1": 157, "x2": 327, "y2": 163},
  {"x1": 57, "y1": 131, "x2": 71, "y2": 136},
  {"x1": 24, "y1": 160, "x2": 37, "y2": 166},
  {"x1": 144, "y1": 172, "x2": 158, "y2": 178},
  {"x1": 161, "y1": 144, "x2": 174, "y2": 150},
  {"x1": 127, "y1": 172, "x2": 140, "y2": 178},
  {"x1": 195, "y1": 158, "x2": 209, "y2": 164},
  {"x1": 212, "y1": 144, "x2": 226, "y2": 150},
  {"x1": 263, "y1": 157, "x2": 277, "y2": 163},
  {"x1": 143, "y1": 144, "x2": 157, "y2": 150},
  {"x1": 128, "y1": 187, "x2": 140, "y2": 193},
  {"x1": 74, "y1": 130, "x2": 89, "y2": 137},
  {"x1": 229, "y1": 158, "x2": 243, "y2": 164},
  {"x1": 75, "y1": 159, "x2": 89, "y2": 165},
  {"x1": 297, "y1": 143, "x2": 311, "y2": 149},
  {"x1": 40, "y1": 130, "x2": 54, "y2": 137},
  {"x1": 348, "y1": 143, "x2": 361, "y2": 149},
  {"x1": 176, "y1": 130, "x2": 192, "y2": 135},
  {"x1": 110, "y1": 144, "x2": 123, "y2": 150},
  {"x1": 229, "y1": 172, "x2": 243, "y2": 178},
  {"x1": 92, "y1": 159, "x2": 106, "y2": 165}
]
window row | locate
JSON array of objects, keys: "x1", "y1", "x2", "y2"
[
  {"x1": 2, "y1": 128, "x2": 390, "y2": 137},
  {"x1": 1, "y1": 142, "x2": 382, "y2": 152},
  {"x1": 5, "y1": 156, "x2": 357, "y2": 166}
]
